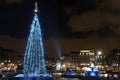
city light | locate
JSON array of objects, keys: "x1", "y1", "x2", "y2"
[
  {"x1": 62, "y1": 64, "x2": 66, "y2": 68},
  {"x1": 0, "y1": 0, "x2": 120, "y2": 79},
  {"x1": 98, "y1": 51, "x2": 102, "y2": 55}
]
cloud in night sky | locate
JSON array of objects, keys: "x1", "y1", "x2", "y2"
[
  {"x1": 1, "y1": 0, "x2": 120, "y2": 57},
  {"x1": 101, "y1": 0, "x2": 120, "y2": 10},
  {"x1": 0, "y1": 36, "x2": 26, "y2": 55},
  {"x1": 51, "y1": 0, "x2": 120, "y2": 55},
  {"x1": 61, "y1": 0, "x2": 120, "y2": 39}
]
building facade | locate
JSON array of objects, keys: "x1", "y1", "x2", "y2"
[
  {"x1": 0, "y1": 47, "x2": 22, "y2": 71},
  {"x1": 105, "y1": 49, "x2": 120, "y2": 72},
  {"x1": 61, "y1": 49, "x2": 105, "y2": 72}
]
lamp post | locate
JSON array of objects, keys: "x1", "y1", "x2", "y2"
[
  {"x1": 97, "y1": 51, "x2": 102, "y2": 70},
  {"x1": 95, "y1": 51, "x2": 102, "y2": 65}
]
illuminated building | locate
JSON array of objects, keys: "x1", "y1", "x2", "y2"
[
  {"x1": 0, "y1": 47, "x2": 21, "y2": 62},
  {"x1": 95, "y1": 51, "x2": 106, "y2": 71},
  {"x1": 79, "y1": 49, "x2": 95, "y2": 65},
  {"x1": 70, "y1": 49, "x2": 95, "y2": 69},
  {"x1": 62, "y1": 49, "x2": 105, "y2": 72},
  {"x1": 0, "y1": 47, "x2": 22, "y2": 71},
  {"x1": 61, "y1": 49, "x2": 95, "y2": 71},
  {"x1": 106, "y1": 49, "x2": 120, "y2": 72}
]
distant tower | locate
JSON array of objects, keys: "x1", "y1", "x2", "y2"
[{"x1": 23, "y1": 2, "x2": 47, "y2": 77}]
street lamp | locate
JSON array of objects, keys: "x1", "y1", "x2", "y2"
[
  {"x1": 94, "y1": 51, "x2": 102, "y2": 65},
  {"x1": 97, "y1": 51, "x2": 102, "y2": 70},
  {"x1": 98, "y1": 51, "x2": 102, "y2": 55}
]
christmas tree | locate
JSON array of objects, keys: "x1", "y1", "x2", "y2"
[{"x1": 23, "y1": 2, "x2": 47, "y2": 77}]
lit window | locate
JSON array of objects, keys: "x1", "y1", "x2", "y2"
[{"x1": 83, "y1": 53, "x2": 84, "y2": 55}]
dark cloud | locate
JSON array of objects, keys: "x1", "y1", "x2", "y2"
[
  {"x1": 1, "y1": 0, "x2": 120, "y2": 39},
  {"x1": 0, "y1": 36, "x2": 26, "y2": 55},
  {"x1": 96, "y1": 25, "x2": 120, "y2": 38},
  {"x1": 1, "y1": 0, "x2": 120, "y2": 56},
  {"x1": 56, "y1": 0, "x2": 120, "y2": 39},
  {"x1": 60, "y1": 24, "x2": 120, "y2": 39}
]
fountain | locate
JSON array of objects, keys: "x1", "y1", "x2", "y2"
[
  {"x1": 85, "y1": 62, "x2": 101, "y2": 77},
  {"x1": 66, "y1": 69, "x2": 74, "y2": 75},
  {"x1": 15, "y1": 2, "x2": 52, "y2": 80}
]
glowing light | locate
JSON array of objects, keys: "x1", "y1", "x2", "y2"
[
  {"x1": 104, "y1": 74, "x2": 108, "y2": 77},
  {"x1": 85, "y1": 62, "x2": 101, "y2": 77},
  {"x1": 80, "y1": 50, "x2": 90, "y2": 52},
  {"x1": 62, "y1": 64, "x2": 66, "y2": 68},
  {"x1": 56, "y1": 61, "x2": 61, "y2": 70},
  {"x1": 52, "y1": 39, "x2": 61, "y2": 58},
  {"x1": 98, "y1": 51, "x2": 102, "y2": 55},
  {"x1": 114, "y1": 74, "x2": 118, "y2": 78},
  {"x1": 15, "y1": 74, "x2": 24, "y2": 77},
  {"x1": 1, "y1": 63, "x2": 4, "y2": 65},
  {"x1": 34, "y1": 2, "x2": 38, "y2": 12},
  {"x1": 8, "y1": 60, "x2": 10, "y2": 63},
  {"x1": 90, "y1": 62, "x2": 94, "y2": 67},
  {"x1": 90, "y1": 72, "x2": 96, "y2": 76},
  {"x1": 93, "y1": 67, "x2": 98, "y2": 71},
  {"x1": 23, "y1": 4, "x2": 47, "y2": 77},
  {"x1": 85, "y1": 67, "x2": 92, "y2": 71}
]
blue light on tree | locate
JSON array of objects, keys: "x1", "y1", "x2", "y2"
[{"x1": 23, "y1": 2, "x2": 49, "y2": 77}]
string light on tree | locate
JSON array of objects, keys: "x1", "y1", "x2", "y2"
[{"x1": 23, "y1": 2, "x2": 47, "y2": 77}]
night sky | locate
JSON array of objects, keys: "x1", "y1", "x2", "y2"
[{"x1": 0, "y1": 0, "x2": 120, "y2": 57}]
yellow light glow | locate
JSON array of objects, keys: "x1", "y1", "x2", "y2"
[
  {"x1": 1, "y1": 63, "x2": 4, "y2": 65},
  {"x1": 98, "y1": 51, "x2": 102, "y2": 55},
  {"x1": 62, "y1": 64, "x2": 66, "y2": 68},
  {"x1": 80, "y1": 50, "x2": 90, "y2": 52}
]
